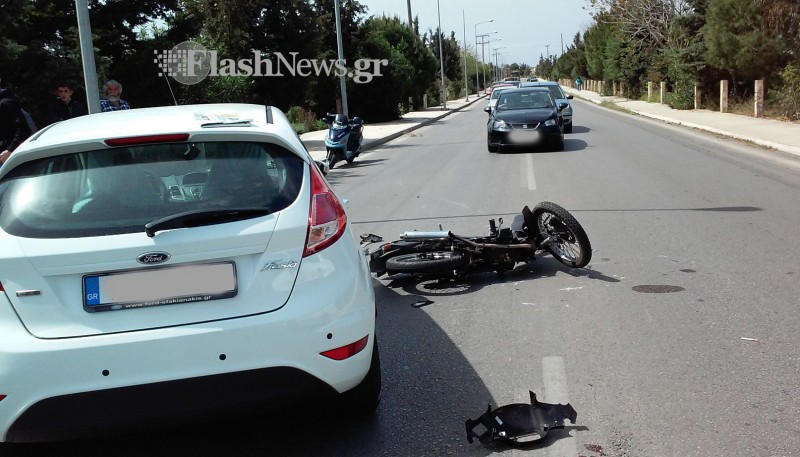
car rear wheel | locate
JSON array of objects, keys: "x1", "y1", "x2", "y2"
[
  {"x1": 564, "y1": 124, "x2": 573, "y2": 133},
  {"x1": 488, "y1": 144, "x2": 498, "y2": 153}
]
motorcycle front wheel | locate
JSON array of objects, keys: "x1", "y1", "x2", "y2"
[
  {"x1": 385, "y1": 251, "x2": 466, "y2": 274},
  {"x1": 529, "y1": 202, "x2": 592, "y2": 268},
  {"x1": 326, "y1": 149, "x2": 339, "y2": 170}
]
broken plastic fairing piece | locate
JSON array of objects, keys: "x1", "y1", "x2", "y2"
[{"x1": 465, "y1": 391, "x2": 577, "y2": 445}]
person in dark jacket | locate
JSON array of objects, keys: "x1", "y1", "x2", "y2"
[
  {"x1": 48, "y1": 82, "x2": 87, "y2": 123},
  {"x1": 0, "y1": 76, "x2": 32, "y2": 164}
]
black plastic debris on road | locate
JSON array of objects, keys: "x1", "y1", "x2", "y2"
[
  {"x1": 359, "y1": 233, "x2": 383, "y2": 245},
  {"x1": 410, "y1": 299, "x2": 434, "y2": 308},
  {"x1": 465, "y1": 391, "x2": 577, "y2": 445}
]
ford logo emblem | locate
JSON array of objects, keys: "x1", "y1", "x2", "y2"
[{"x1": 137, "y1": 252, "x2": 171, "y2": 264}]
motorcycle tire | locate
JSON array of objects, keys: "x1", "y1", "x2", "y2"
[
  {"x1": 530, "y1": 201, "x2": 592, "y2": 268},
  {"x1": 346, "y1": 157, "x2": 354, "y2": 164},
  {"x1": 385, "y1": 251, "x2": 467, "y2": 274}
]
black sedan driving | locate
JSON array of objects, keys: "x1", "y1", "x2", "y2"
[{"x1": 485, "y1": 87, "x2": 567, "y2": 152}]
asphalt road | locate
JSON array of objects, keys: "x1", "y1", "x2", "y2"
[{"x1": 8, "y1": 100, "x2": 800, "y2": 456}]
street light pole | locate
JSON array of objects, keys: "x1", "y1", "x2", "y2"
[
  {"x1": 407, "y1": 0, "x2": 413, "y2": 28},
  {"x1": 474, "y1": 19, "x2": 493, "y2": 95},
  {"x1": 463, "y1": 10, "x2": 468, "y2": 101},
  {"x1": 437, "y1": 0, "x2": 446, "y2": 109},
  {"x1": 334, "y1": 0, "x2": 348, "y2": 116}
]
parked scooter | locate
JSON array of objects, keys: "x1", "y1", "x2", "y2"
[{"x1": 322, "y1": 113, "x2": 364, "y2": 169}]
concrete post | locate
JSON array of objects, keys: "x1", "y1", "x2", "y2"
[
  {"x1": 660, "y1": 82, "x2": 666, "y2": 104},
  {"x1": 612, "y1": 81, "x2": 617, "y2": 96},
  {"x1": 423, "y1": 94, "x2": 428, "y2": 109},
  {"x1": 720, "y1": 80, "x2": 728, "y2": 113},
  {"x1": 694, "y1": 85, "x2": 701, "y2": 109},
  {"x1": 620, "y1": 81, "x2": 625, "y2": 97},
  {"x1": 754, "y1": 79, "x2": 764, "y2": 118},
  {"x1": 648, "y1": 82, "x2": 653, "y2": 101}
]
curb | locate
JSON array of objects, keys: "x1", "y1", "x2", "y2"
[
  {"x1": 569, "y1": 92, "x2": 800, "y2": 157},
  {"x1": 623, "y1": 110, "x2": 800, "y2": 157},
  {"x1": 359, "y1": 95, "x2": 487, "y2": 153}
]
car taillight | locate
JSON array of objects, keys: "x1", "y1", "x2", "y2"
[
  {"x1": 0, "y1": 281, "x2": 4, "y2": 292},
  {"x1": 320, "y1": 335, "x2": 369, "y2": 361},
  {"x1": 0, "y1": 395, "x2": 5, "y2": 402},
  {"x1": 303, "y1": 162, "x2": 347, "y2": 257}
]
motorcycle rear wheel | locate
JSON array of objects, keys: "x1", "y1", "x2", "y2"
[
  {"x1": 385, "y1": 252, "x2": 466, "y2": 274},
  {"x1": 530, "y1": 202, "x2": 592, "y2": 268}
]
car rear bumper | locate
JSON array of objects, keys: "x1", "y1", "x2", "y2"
[
  {"x1": 6, "y1": 366, "x2": 336, "y2": 442},
  {"x1": 0, "y1": 238, "x2": 376, "y2": 442}
]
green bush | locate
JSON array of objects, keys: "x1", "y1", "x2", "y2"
[
  {"x1": 769, "y1": 63, "x2": 800, "y2": 120},
  {"x1": 286, "y1": 106, "x2": 325, "y2": 134},
  {"x1": 666, "y1": 77, "x2": 695, "y2": 110}
]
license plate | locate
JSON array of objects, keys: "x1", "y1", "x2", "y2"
[
  {"x1": 509, "y1": 130, "x2": 540, "y2": 143},
  {"x1": 83, "y1": 262, "x2": 237, "y2": 312}
]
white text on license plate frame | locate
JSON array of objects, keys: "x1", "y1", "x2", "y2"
[{"x1": 83, "y1": 262, "x2": 237, "y2": 312}]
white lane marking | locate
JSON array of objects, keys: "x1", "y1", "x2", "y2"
[
  {"x1": 559, "y1": 286, "x2": 585, "y2": 291},
  {"x1": 525, "y1": 153, "x2": 537, "y2": 190},
  {"x1": 542, "y1": 356, "x2": 577, "y2": 457}
]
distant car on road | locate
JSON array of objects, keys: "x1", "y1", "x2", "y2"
[
  {"x1": 485, "y1": 87, "x2": 567, "y2": 152},
  {"x1": 0, "y1": 103, "x2": 380, "y2": 442},
  {"x1": 519, "y1": 81, "x2": 574, "y2": 133},
  {"x1": 486, "y1": 84, "x2": 516, "y2": 114}
]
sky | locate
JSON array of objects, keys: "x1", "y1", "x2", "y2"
[{"x1": 358, "y1": 0, "x2": 598, "y2": 66}]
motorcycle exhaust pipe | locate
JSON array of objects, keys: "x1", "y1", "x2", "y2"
[{"x1": 400, "y1": 230, "x2": 451, "y2": 241}]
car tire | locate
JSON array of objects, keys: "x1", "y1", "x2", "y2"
[
  {"x1": 552, "y1": 138, "x2": 564, "y2": 151},
  {"x1": 488, "y1": 144, "x2": 498, "y2": 153},
  {"x1": 340, "y1": 338, "x2": 381, "y2": 416},
  {"x1": 564, "y1": 124, "x2": 573, "y2": 133}
]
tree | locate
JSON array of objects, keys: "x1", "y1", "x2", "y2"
[
  {"x1": 350, "y1": 16, "x2": 436, "y2": 121},
  {"x1": 703, "y1": 0, "x2": 780, "y2": 87}
]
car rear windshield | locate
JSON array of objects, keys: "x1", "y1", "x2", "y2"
[
  {"x1": 544, "y1": 85, "x2": 566, "y2": 100},
  {"x1": 0, "y1": 141, "x2": 304, "y2": 238}
]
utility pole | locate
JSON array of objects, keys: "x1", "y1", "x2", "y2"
[
  {"x1": 561, "y1": 33, "x2": 564, "y2": 55},
  {"x1": 407, "y1": 0, "x2": 413, "y2": 28},
  {"x1": 75, "y1": 0, "x2": 100, "y2": 113},
  {"x1": 545, "y1": 44, "x2": 550, "y2": 60},
  {"x1": 474, "y1": 20, "x2": 493, "y2": 95}
]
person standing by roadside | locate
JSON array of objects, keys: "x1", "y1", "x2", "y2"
[
  {"x1": 99, "y1": 79, "x2": 130, "y2": 112},
  {"x1": 0, "y1": 75, "x2": 32, "y2": 164},
  {"x1": 575, "y1": 76, "x2": 583, "y2": 91},
  {"x1": 48, "y1": 82, "x2": 87, "y2": 123}
]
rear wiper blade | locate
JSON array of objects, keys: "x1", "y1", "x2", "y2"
[
  {"x1": 145, "y1": 208, "x2": 270, "y2": 237},
  {"x1": 200, "y1": 120, "x2": 254, "y2": 128}
]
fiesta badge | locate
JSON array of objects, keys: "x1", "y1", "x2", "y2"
[{"x1": 137, "y1": 252, "x2": 171, "y2": 265}]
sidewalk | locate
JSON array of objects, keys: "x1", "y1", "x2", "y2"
[
  {"x1": 300, "y1": 94, "x2": 487, "y2": 163},
  {"x1": 562, "y1": 86, "x2": 800, "y2": 157}
]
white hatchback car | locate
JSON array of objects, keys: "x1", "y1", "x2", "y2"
[{"x1": 0, "y1": 104, "x2": 379, "y2": 442}]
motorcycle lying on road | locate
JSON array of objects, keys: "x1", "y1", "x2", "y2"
[
  {"x1": 368, "y1": 202, "x2": 592, "y2": 278},
  {"x1": 322, "y1": 113, "x2": 364, "y2": 169}
]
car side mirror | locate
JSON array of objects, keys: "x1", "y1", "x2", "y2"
[
  {"x1": 484, "y1": 106, "x2": 492, "y2": 114},
  {"x1": 567, "y1": 95, "x2": 574, "y2": 100},
  {"x1": 558, "y1": 102, "x2": 569, "y2": 110}
]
